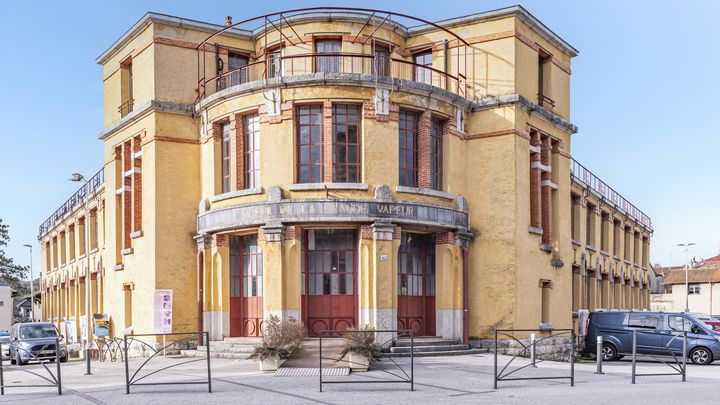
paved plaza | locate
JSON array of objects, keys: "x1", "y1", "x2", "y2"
[{"x1": 0, "y1": 351, "x2": 717, "y2": 404}]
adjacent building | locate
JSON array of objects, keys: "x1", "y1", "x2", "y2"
[
  {"x1": 38, "y1": 6, "x2": 653, "y2": 345},
  {"x1": 651, "y1": 268, "x2": 720, "y2": 315}
]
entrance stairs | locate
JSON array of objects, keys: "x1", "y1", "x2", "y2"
[
  {"x1": 383, "y1": 337, "x2": 486, "y2": 358},
  {"x1": 180, "y1": 337, "x2": 260, "y2": 360}
]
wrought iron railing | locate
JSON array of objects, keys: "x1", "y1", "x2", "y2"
[
  {"x1": 118, "y1": 99, "x2": 134, "y2": 117},
  {"x1": 570, "y1": 158, "x2": 652, "y2": 230},
  {"x1": 39, "y1": 169, "x2": 104, "y2": 236},
  {"x1": 207, "y1": 52, "x2": 466, "y2": 97}
]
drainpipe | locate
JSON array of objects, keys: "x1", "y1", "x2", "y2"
[
  {"x1": 462, "y1": 245, "x2": 469, "y2": 345},
  {"x1": 197, "y1": 249, "x2": 204, "y2": 345}
]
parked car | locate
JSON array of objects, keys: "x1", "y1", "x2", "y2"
[
  {"x1": 584, "y1": 311, "x2": 720, "y2": 365},
  {"x1": 0, "y1": 331, "x2": 9, "y2": 360},
  {"x1": 8, "y1": 323, "x2": 68, "y2": 365},
  {"x1": 689, "y1": 313, "x2": 720, "y2": 331}
]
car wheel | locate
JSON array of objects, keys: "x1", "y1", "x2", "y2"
[
  {"x1": 690, "y1": 347, "x2": 713, "y2": 365},
  {"x1": 60, "y1": 355, "x2": 68, "y2": 363},
  {"x1": 601, "y1": 343, "x2": 619, "y2": 361},
  {"x1": 16, "y1": 353, "x2": 27, "y2": 366}
]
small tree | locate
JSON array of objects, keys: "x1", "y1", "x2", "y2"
[
  {"x1": 0, "y1": 219, "x2": 28, "y2": 291},
  {"x1": 249, "y1": 316, "x2": 306, "y2": 361}
]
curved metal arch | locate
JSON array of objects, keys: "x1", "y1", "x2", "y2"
[{"x1": 197, "y1": 7, "x2": 471, "y2": 49}]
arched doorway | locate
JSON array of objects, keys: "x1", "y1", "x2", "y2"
[{"x1": 229, "y1": 234, "x2": 264, "y2": 336}]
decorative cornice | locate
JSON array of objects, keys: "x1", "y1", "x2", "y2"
[{"x1": 99, "y1": 100, "x2": 194, "y2": 140}]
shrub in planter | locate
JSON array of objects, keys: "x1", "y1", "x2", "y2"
[
  {"x1": 248, "y1": 315, "x2": 306, "y2": 371},
  {"x1": 338, "y1": 325, "x2": 382, "y2": 372}
]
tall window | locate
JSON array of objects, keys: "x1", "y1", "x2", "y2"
[
  {"x1": 374, "y1": 45, "x2": 390, "y2": 76},
  {"x1": 398, "y1": 110, "x2": 419, "y2": 187},
  {"x1": 297, "y1": 105, "x2": 324, "y2": 183},
  {"x1": 120, "y1": 57, "x2": 133, "y2": 117},
  {"x1": 430, "y1": 118, "x2": 444, "y2": 190},
  {"x1": 538, "y1": 48, "x2": 553, "y2": 107},
  {"x1": 244, "y1": 113, "x2": 261, "y2": 188},
  {"x1": 600, "y1": 212, "x2": 609, "y2": 251},
  {"x1": 571, "y1": 195, "x2": 580, "y2": 240},
  {"x1": 332, "y1": 104, "x2": 361, "y2": 183},
  {"x1": 267, "y1": 48, "x2": 283, "y2": 78},
  {"x1": 586, "y1": 203, "x2": 595, "y2": 247},
  {"x1": 414, "y1": 51, "x2": 432, "y2": 85},
  {"x1": 315, "y1": 40, "x2": 341, "y2": 73},
  {"x1": 221, "y1": 123, "x2": 231, "y2": 193},
  {"x1": 228, "y1": 52, "x2": 249, "y2": 86}
]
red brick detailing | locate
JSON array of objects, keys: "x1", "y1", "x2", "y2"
[
  {"x1": 360, "y1": 225, "x2": 373, "y2": 240},
  {"x1": 122, "y1": 140, "x2": 132, "y2": 249},
  {"x1": 362, "y1": 101, "x2": 399, "y2": 122},
  {"x1": 435, "y1": 231, "x2": 455, "y2": 245},
  {"x1": 393, "y1": 226, "x2": 402, "y2": 240},
  {"x1": 465, "y1": 129, "x2": 530, "y2": 141},
  {"x1": 231, "y1": 113, "x2": 244, "y2": 191},
  {"x1": 540, "y1": 136, "x2": 553, "y2": 244},
  {"x1": 213, "y1": 234, "x2": 229, "y2": 248},
  {"x1": 417, "y1": 110, "x2": 432, "y2": 189},
  {"x1": 284, "y1": 226, "x2": 301, "y2": 240},
  {"x1": 529, "y1": 130, "x2": 542, "y2": 229},
  {"x1": 323, "y1": 100, "x2": 333, "y2": 182},
  {"x1": 259, "y1": 101, "x2": 294, "y2": 125},
  {"x1": 132, "y1": 135, "x2": 142, "y2": 232}
]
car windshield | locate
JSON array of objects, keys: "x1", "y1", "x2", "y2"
[{"x1": 19, "y1": 324, "x2": 58, "y2": 339}]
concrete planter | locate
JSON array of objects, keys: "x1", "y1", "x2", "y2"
[
  {"x1": 348, "y1": 352, "x2": 370, "y2": 372},
  {"x1": 259, "y1": 355, "x2": 285, "y2": 371}
]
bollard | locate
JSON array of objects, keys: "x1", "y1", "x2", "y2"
[
  {"x1": 530, "y1": 333, "x2": 537, "y2": 367},
  {"x1": 631, "y1": 330, "x2": 637, "y2": 384},
  {"x1": 682, "y1": 332, "x2": 687, "y2": 382},
  {"x1": 595, "y1": 336, "x2": 604, "y2": 374}
]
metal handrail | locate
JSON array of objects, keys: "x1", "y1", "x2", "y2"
[
  {"x1": 570, "y1": 158, "x2": 652, "y2": 230},
  {"x1": 38, "y1": 169, "x2": 104, "y2": 237}
]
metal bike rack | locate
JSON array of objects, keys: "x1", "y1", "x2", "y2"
[
  {"x1": 493, "y1": 328, "x2": 575, "y2": 389},
  {"x1": 319, "y1": 329, "x2": 414, "y2": 392},
  {"x1": 124, "y1": 331, "x2": 211, "y2": 394},
  {"x1": 628, "y1": 329, "x2": 687, "y2": 384},
  {"x1": 0, "y1": 338, "x2": 63, "y2": 395}
]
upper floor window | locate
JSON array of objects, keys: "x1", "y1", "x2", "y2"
[
  {"x1": 538, "y1": 48, "x2": 553, "y2": 108},
  {"x1": 315, "y1": 40, "x2": 341, "y2": 73},
  {"x1": 267, "y1": 48, "x2": 283, "y2": 78},
  {"x1": 374, "y1": 45, "x2": 390, "y2": 76},
  {"x1": 297, "y1": 105, "x2": 324, "y2": 183},
  {"x1": 332, "y1": 104, "x2": 361, "y2": 183},
  {"x1": 688, "y1": 284, "x2": 701, "y2": 295},
  {"x1": 221, "y1": 123, "x2": 231, "y2": 193},
  {"x1": 430, "y1": 118, "x2": 444, "y2": 190},
  {"x1": 228, "y1": 52, "x2": 249, "y2": 86},
  {"x1": 586, "y1": 203, "x2": 596, "y2": 246},
  {"x1": 119, "y1": 57, "x2": 133, "y2": 117},
  {"x1": 414, "y1": 51, "x2": 432, "y2": 85},
  {"x1": 244, "y1": 113, "x2": 261, "y2": 189},
  {"x1": 398, "y1": 110, "x2": 419, "y2": 187}
]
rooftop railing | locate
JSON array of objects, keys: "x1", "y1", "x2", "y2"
[
  {"x1": 570, "y1": 158, "x2": 652, "y2": 230},
  {"x1": 38, "y1": 169, "x2": 104, "y2": 237}
]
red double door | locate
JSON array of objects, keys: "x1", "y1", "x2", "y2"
[
  {"x1": 397, "y1": 232, "x2": 436, "y2": 336},
  {"x1": 302, "y1": 229, "x2": 357, "y2": 336},
  {"x1": 229, "y1": 235, "x2": 264, "y2": 337}
]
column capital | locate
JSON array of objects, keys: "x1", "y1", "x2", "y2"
[
  {"x1": 194, "y1": 233, "x2": 212, "y2": 251},
  {"x1": 454, "y1": 228, "x2": 473, "y2": 248},
  {"x1": 371, "y1": 221, "x2": 395, "y2": 241},
  {"x1": 261, "y1": 222, "x2": 284, "y2": 242}
]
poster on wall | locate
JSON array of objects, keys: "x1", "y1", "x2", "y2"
[
  {"x1": 93, "y1": 314, "x2": 110, "y2": 337},
  {"x1": 65, "y1": 317, "x2": 77, "y2": 343},
  {"x1": 80, "y1": 315, "x2": 88, "y2": 341},
  {"x1": 153, "y1": 290, "x2": 173, "y2": 334}
]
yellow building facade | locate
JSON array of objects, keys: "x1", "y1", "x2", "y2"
[{"x1": 38, "y1": 6, "x2": 652, "y2": 345}]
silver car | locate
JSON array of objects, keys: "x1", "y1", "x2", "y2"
[{"x1": 9, "y1": 323, "x2": 68, "y2": 365}]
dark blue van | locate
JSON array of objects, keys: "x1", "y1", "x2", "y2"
[{"x1": 584, "y1": 311, "x2": 720, "y2": 365}]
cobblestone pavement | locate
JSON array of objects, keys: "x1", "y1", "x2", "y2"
[{"x1": 0, "y1": 352, "x2": 717, "y2": 404}]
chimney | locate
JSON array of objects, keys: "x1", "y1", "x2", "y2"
[{"x1": 226, "y1": 16, "x2": 232, "y2": 27}]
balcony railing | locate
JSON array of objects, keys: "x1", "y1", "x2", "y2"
[
  {"x1": 205, "y1": 52, "x2": 466, "y2": 99},
  {"x1": 118, "y1": 99, "x2": 134, "y2": 117},
  {"x1": 570, "y1": 158, "x2": 652, "y2": 230},
  {"x1": 39, "y1": 169, "x2": 104, "y2": 236}
]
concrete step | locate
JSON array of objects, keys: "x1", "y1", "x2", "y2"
[
  {"x1": 394, "y1": 339, "x2": 459, "y2": 347},
  {"x1": 390, "y1": 344, "x2": 469, "y2": 353},
  {"x1": 382, "y1": 348, "x2": 487, "y2": 358},
  {"x1": 199, "y1": 345, "x2": 256, "y2": 354},
  {"x1": 180, "y1": 349, "x2": 251, "y2": 360}
]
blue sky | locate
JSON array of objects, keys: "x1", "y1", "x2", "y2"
[{"x1": 1, "y1": 1, "x2": 718, "y2": 272}]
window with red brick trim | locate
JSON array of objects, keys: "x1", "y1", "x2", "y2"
[
  {"x1": 399, "y1": 110, "x2": 419, "y2": 187},
  {"x1": 297, "y1": 105, "x2": 324, "y2": 183},
  {"x1": 221, "y1": 123, "x2": 231, "y2": 193},
  {"x1": 414, "y1": 51, "x2": 432, "y2": 85},
  {"x1": 429, "y1": 118, "x2": 444, "y2": 190},
  {"x1": 332, "y1": 104, "x2": 361, "y2": 183},
  {"x1": 243, "y1": 113, "x2": 260, "y2": 188}
]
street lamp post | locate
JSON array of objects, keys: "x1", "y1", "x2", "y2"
[
  {"x1": 70, "y1": 173, "x2": 92, "y2": 375},
  {"x1": 675, "y1": 243, "x2": 696, "y2": 313},
  {"x1": 22, "y1": 244, "x2": 33, "y2": 321}
]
